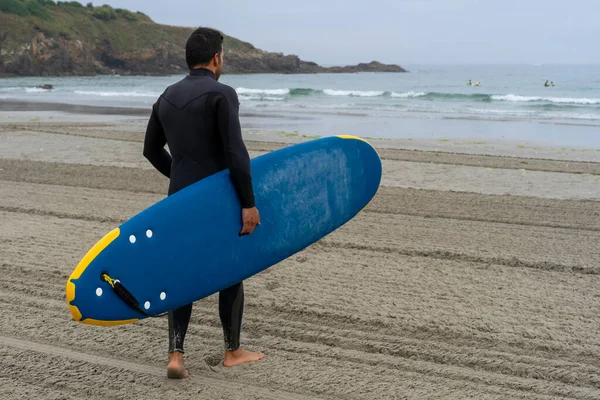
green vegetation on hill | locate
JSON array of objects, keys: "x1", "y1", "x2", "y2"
[
  {"x1": 0, "y1": 0, "x2": 257, "y2": 53},
  {"x1": 0, "y1": 1, "x2": 130, "y2": 20},
  {"x1": 0, "y1": 0, "x2": 177, "y2": 49},
  {"x1": 0, "y1": 0, "x2": 51, "y2": 19},
  {"x1": 0, "y1": 0, "x2": 143, "y2": 21}
]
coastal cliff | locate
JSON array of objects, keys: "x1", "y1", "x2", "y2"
[{"x1": 0, "y1": 1, "x2": 406, "y2": 76}]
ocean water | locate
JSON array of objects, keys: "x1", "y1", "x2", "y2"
[{"x1": 1, "y1": 65, "x2": 600, "y2": 146}]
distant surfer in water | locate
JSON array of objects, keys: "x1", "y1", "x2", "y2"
[{"x1": 143, "y1": 27, "x2": 264, "y2": 379}]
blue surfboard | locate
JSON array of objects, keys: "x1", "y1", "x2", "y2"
[{"x1": 66, "y1": 135, "x2": 382, "y2": 325}]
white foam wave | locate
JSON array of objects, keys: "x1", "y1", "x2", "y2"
[
  {"x1": 467, "y1": 108, "x2": 535, "y2": 116},
  {"x1": 391, "y1": 91, "x2": 426, "y2": 98},
  {"x1": 236, "y1": 87, "x2": 289, "y2": 95},
  {"x1": 239, "y1": 94, "x2": 284, "y2": 102},
  {"x1": 560, "y1": 113, "x2": 600, "y2": 120},
  {"x1": 492, "y1": 94, "x2": 600, "y2": 105},
  {"x1": 75, "y1": 90, "x2": 159, "y2": 97},
  {"x1": 323, "y1": 89, "x2": 385, "y2": 97},
  {"x1": 25, "y1": 87, "x2": 52, "y2": 93},
  {"x1": 262, "y1": 96, "x2": 284, "y2": 101},
  {"x1": 0, "y1": 87, "x2": 25, "y2": 92}
]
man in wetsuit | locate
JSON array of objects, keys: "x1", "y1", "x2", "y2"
[{"x1": 143, "y1": 27, "x2": 264, "y2": 379}]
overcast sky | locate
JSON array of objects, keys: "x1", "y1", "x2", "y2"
[{"x1": 94, "y1": 0, "x2": 598, "y2": 66}]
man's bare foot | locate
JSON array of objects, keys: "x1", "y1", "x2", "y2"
[
  {"x1": 167, "y1": 351, "x2": 189, "y2": 379},
  {"x1": 223, "y1": 348, "x2": 265, "y2": 367}
]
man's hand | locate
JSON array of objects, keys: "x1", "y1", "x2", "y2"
[{"x1": 240, "y1": 207, "x2": 260, "y2": 236}]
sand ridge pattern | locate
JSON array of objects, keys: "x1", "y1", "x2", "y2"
[{"x1": 1, "y1": 122, "x2": 600, "y2": 399}]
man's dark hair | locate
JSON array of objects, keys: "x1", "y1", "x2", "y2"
[{"x1": 185, "y1": 27, "x2": 224, "y2": 69}]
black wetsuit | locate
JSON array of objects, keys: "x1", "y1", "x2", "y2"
[{"x1": 143, "y1": 68, "x2": 254, "y2": 352}]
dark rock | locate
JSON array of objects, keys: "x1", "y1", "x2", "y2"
[{"x1": 299, "y1": 60, "x2": 407, "y2": 74}]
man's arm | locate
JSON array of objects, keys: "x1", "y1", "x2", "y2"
[
  {"x1": 143, "y1": 98, "x2": 172, "y2": 178},
  {"x1": 216, "y1": 88, "x2": 260, "y2": 235},
  {"x1": 216, "y1": 89, "x2": 255, "y2": 208}
]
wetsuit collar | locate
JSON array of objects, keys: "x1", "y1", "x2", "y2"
[{"x1": 189, "y1": 68, "x2": 216, "y2": 80}]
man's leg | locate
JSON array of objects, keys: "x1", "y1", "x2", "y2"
[
  {"x1": 219, "y1": 281, "x2": 264, "y2": 367},
  {"x1": 167, "y1": 303, "x2": 193, "y2": 378}
]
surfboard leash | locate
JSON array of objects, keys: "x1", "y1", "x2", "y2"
[{"x1": 101, "y1": 273, "x2": 167, "y2": 319}]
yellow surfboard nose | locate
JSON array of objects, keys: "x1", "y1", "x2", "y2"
[
  {"x1": 335, "y1": 135, "x2": 381, "y2": 213},
  {"x1": 336, "y1": 135, "x2": 380, "y2": 157},
  {"x1": 337, "y1": 134, "x2": 370, "y2": 143},
  {"x1": 66, "y1": 228, "x2": 121, "y2": 322}
]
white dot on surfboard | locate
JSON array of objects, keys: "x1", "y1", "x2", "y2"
[
  {"x1": 129, "y1": 235, "x2": 136, "y2": 243},
  {"x1": 96, "y1": 288, "x2": 103, "y2": 297},
  {"x1": 146, "y1": 230, "x2": 153, "y2": 238},
  {"x1": 160, "y1": 292, "x2": 166, "y2": 300},
  {"x1": 144, "y1": 301, "x2": 150, "y2": 310}
]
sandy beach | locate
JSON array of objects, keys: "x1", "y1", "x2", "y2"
[{"x1": 1, "y1": 109, "x2": 600, "y2": 399}]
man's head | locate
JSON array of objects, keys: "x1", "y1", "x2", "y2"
[{"x1": 186, "y1": 27, "x2": 225, "y2": 79}]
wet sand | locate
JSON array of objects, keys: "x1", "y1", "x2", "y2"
[{"x1": 1, "y1": 116, "x2": 600, "y2": 399}]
